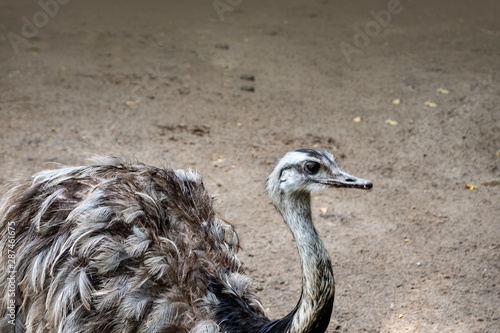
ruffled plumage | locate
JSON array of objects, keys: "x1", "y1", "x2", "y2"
[{"x1": 0, "y1": 157, "x2": 264, "y2": 333}]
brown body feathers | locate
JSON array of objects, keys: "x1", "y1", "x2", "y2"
[{"x1": 0, "y1": 158, "x2": 264, "y2": 333}]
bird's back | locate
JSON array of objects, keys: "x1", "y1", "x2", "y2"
[{"x1": 0, "y1": 157, "x2": 262, "y2": 333}]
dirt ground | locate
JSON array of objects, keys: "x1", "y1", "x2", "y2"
[{"x1": 1, "y1": 0, "x2": 499, "y2": 332}]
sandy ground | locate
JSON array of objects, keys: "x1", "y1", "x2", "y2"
[{"x1": 1, "y1": 0, "x2": 499, "y2": 332}]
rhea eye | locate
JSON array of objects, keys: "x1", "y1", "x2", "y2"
[{"x1": 304, "y1": 161, "x2": 320, "y2": 175}]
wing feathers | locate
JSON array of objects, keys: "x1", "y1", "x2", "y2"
[{"x1": 0, "y1": 158, "x2": 258, "y2": 333}]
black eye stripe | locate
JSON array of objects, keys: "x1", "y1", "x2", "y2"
[{"x1": 295, "y1": 148, "x2": 325, "y2": 160}]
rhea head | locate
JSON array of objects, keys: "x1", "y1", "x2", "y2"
[{"x1": 267, "y1": 148, "x2": 372, "y2": 201}]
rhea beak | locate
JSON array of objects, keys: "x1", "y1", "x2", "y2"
[{"x1": 316, "y1": 169, "x2": 373, "y2": 189}]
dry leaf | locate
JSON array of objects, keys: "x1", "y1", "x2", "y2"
[
  {"x1": 398, "y1": 314, "x2": 404, "y2": 319},
  {"x1": 392, "y1": 98, "x2": 401, "y2": 105},
  {"x1": 126, "y1": 100, "x2": 142, "y2": 106},
  {"x1": 385, "y1": 119, "x2": 398, "y2": 126},
  {"x1": 211, "y1": 156, "x2": 226, "y2": 167},
  {"x1": 425, "y1": 101, "x2": 437, "y2": 108},
  {"x1": 353, "y1": 116, "x2": 361, "y2": 123},
  {"x1": 319, "y1": 207, "x2": 328, "y2": 214},
  {"x1": 436, "y1": 87, "x2": 450, "y2": 94},
  {"x1": 465, "y1": 183, "x2": 477, "y2": 190}
]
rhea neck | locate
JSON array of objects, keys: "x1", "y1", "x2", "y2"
[{"x1": 270, "y1": 191, "x2": 335, "y2": 333}]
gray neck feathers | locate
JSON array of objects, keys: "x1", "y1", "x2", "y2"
[{"x1": 273, "y1": 192, "x2": 335, "y2": 333}]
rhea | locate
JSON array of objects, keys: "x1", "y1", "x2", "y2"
[{"x1": 0, "y1": 149, "x2": 371, "y2": 333}]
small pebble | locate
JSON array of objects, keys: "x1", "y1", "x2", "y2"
[
  {"x1": 240, "y1": 74, "x2": 255, "y2": 81},
  {"x1": 240, "y1": 86, "x2": 255, "y2": 92},
  {"x1": 215, "y1": 43, "x2": 229, "y2": 50}
]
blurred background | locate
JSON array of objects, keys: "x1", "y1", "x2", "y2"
[{"x1": 1, "y1": 1, "x2": 499, "y2": 332}]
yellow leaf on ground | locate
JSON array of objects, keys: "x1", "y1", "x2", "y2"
[
  {"x1": 425, "y1": 101, "x2": 437, "y2": 108},
  {"x1": 385, "y1": 119, "x2": 398, "y2": 126},
  {"x1": 465, "y1": 183, "x2": 477, "y2": 190},
  {"x1": 436, "y1": 87, "x2": 450, "y2": 94},
  {"x1": 392, "y1": 98, "x2": 401, "y2": 105},
  {"x1": 353, "y1": 116, "x2": 361, "y2": 123}
]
